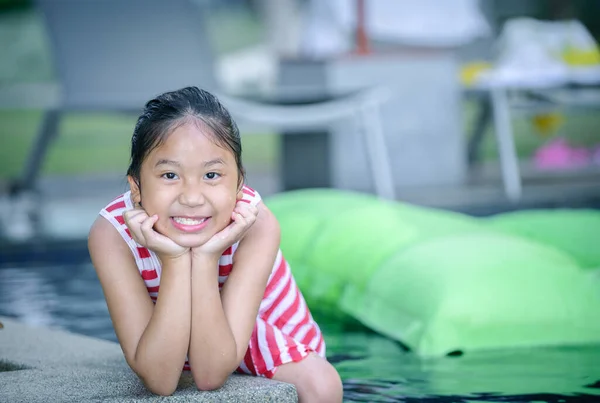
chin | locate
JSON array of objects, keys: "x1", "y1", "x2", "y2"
[
  {"x1": 172, "y1": 234, "x2": 210, "y2": 249},
  {"x1": 170, "y1": 232, "x2": 212, "y2": 249}
]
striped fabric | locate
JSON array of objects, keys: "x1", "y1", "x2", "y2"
[{"x1": 100, "y1": 185, "x2": 325, "y2": 377}]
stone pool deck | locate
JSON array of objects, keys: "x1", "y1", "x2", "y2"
[{"x1": 0, "y1": 317, "x2": 297, "y2": 402}]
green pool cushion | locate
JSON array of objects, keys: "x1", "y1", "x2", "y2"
[
  {"x1": 340, "y1": 231, "x2": 600, "y2": 357},
  {"x1": 487, "y1": 209, "x2": 600, "y2": 269},
  {"x1": 266, "y1": 189, "x2": 482, "y2": 314},
  {"x1": 265, "y1": 189, "x2": 378, "y2": 265},
  {"x1": 265, "y1": 188, "x2": 600, "y2": 356}
]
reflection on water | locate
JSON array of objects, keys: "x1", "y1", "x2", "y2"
[
  {"x1": 1, "y1": 264, "x2": 599, "y2": 403},
  {"x1": 0, "y1": 264, "x2": 116, "y2": 341}
]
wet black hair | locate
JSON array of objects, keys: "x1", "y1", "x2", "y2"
[{"x1": 127, "y1": 86, "x2": 245, "y2": 189}]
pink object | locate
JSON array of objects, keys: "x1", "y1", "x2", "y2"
[{"x1": 534, "y1": 138, "x2": 591, "y2": 169}]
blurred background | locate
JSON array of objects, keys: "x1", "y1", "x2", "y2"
[{"x1": 1, "y1": 0, "x2": 600, "y2": 401}]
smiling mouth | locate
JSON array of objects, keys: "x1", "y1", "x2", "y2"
[
  {"x1": 170, "y1": 216, "x2": 211, "y2": 233},
  {"x1": 172, "y1": 217, "x2": 208, "y2": 225}
]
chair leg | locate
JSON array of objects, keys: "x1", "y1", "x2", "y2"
[
  {"x1": 13, "y1": 109, "x2": 61, "y2": 194},
  {"x1": 358, "y1": 102, "x2": 396, "y2": 200},
  {"x1": 4, "y1": 110, "x2": 61, "y2": 241}
]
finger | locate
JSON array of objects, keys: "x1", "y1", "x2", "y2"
[
  {"x1": 123, "y1": 212, "x2": 149, "y2": 245},
  {"x1": 226, "y1": 218, "x2": 248, "y2": 242},
  {"x1": 125, "y1": 209, "x2": 147, "y2": 225},
  {"x1": 235, "y1": 205, "x2": 257, "y2": 224},
  {"x1": 124, "y1": 209, "x2": 148, "y2": 225},
  {"x1": 235, "y1": 200, "x2": 253, "y2": 209},
  {"x1": 130, "y1": 215, "x2": 154, "y2": 247},
  {"x1": 131, "y1": 229, "x2": 146, "y2": 246},
  {"x1": 221, "y1": 213, "x2": 246, "y2": 236},
  {"x1": 140, "y1": 215, "x2": 175, "y2": 247},
  {"x1": 140, "y1": 214, "x2": 159, "y2": 240},
  {"x1": 234, "y1": 202, "x2": 255, "y2": 216},
  {"x1": 248, "y1": 205, "x2": 259, "y2": 219},
  {"x1": 234, "y1": 212, "x2": 247, "y2": 226}
]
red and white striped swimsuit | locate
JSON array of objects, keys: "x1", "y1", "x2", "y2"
[{"x1": 99, "y1": 184, "x2": 325, "y2": 378}]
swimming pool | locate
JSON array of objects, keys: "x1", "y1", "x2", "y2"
[{"x1": 1, "y1": 260, "x2": 599, "y2": 402}]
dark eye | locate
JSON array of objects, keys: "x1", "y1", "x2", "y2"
[
  {"x1": 205, "y1": 172, "x2": 220, "y2": 180},
  {"x1": 162, "y1": 172, "x2": 178, "y2": 180}
]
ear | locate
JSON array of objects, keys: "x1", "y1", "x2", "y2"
[
  {"x1": 127, "y1": 176, "x2": 142, "y2": 205},
  {"x1": 236, "y1": 171, "x2": 246, "y2": 201}
]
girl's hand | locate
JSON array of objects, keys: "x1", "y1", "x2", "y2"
[
  {"x1": 192, "y1": 201, "x2": 259, "y2": 260},
  {"x1": 123, "y1": 207, "x2": 189, "y2": 260}
]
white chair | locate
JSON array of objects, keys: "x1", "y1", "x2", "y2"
[{"x1": 5, "y1": 0, "x2": 395, "y2": 240}]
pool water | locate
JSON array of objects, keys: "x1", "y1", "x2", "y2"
[{"x1": 1, "y1": 263, "x2": 599, "y2": 402}]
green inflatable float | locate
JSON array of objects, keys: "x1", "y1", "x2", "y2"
[{"x1": 265, "y1": 189, "x2": 600, "y2": 357}]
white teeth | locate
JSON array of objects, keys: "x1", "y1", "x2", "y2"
[{"x1": 173, "y1": 217, "x2": 206, "y2": 225}]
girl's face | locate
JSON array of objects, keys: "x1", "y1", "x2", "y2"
[{"x1": 128, "y1": 122, "x2": 241, "y2": 249}]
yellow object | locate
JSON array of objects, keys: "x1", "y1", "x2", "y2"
[
  {"x1": 562, "y1": 46, "x2": 600, "y2": 66},
  {"x1": 532, "y1": 113, "x2": 564, "y2": 137},
  {"x1": 460, "y1": 62, "x2": 492, "y2": 86}
]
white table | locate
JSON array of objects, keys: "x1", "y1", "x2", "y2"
[{"x1": 467, "y1": 82, "x2": 600, "y2": 202}]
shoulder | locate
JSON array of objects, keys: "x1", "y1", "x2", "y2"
[
  {"x1": 102, "y1": 192, "x2": 131, "y2": 214},
  {"x1": 239, "y1": 196, "x2": 280, "y2": 248},
  {"x1": 230, "y1": 185, "x2": 280, "y2": 258},
  {"x1": 88, "y1": 214, "x2": 133, "y2": 265},
  {"x1": 237, "y1": 185, "x2": 277, "y2": 237},
  {"x1": 228, "y1": 189, "x2": 280, "y2": 279},
  {"x1": 100, "y1": 192, "x2": 134, "y2": 225},
  {"x1": 90, "y1": 192, "x2": 138, "y2": 262}
]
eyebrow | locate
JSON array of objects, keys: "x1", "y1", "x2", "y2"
[
  {"x1": 154, "y1": 159, "x2": 181, "y2": 168},
  {"x1": 203, "y1": 158, "x2": 226, "y2": 168},
  {"x1": 154, "y1": 158, "x2": 226, "y2": 168}
]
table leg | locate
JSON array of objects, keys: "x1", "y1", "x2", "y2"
[
  {"x1": 359, "y1": 102, "x2": 396, "y2": 200},
  {"x1": 467, "y1": 94, "x2": 491, "y2": 166},
  {"x1": 490, "y1": 87, "x2": 522, "y2": 201}
]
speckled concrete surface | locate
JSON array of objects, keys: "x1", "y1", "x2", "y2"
[{"x1": 0, "y1": 316, "x2": 297, "y2": 402}]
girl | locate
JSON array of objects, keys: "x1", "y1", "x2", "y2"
[{"x1": 88, "y1": 87, "x2": 342, "y2": 401}]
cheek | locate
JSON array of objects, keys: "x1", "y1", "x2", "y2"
[
  {"x1": 217, "y1": 194, "x2": 237, "y2": 224},
  {"x1": 143, "y1": 202, "x2": 171, "y2": 234},
  {"x1": 222, "y1": 200, "x2": 236, "y2": 222},
  {"x1": 222, "y1": 215, "x2": 232, "y2": 227},
  {"x1": 140, "y1": 188, "x2": 172, "y2": 217}
]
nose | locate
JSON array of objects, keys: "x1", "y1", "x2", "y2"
[{"x1": 179, "y1": 181, "x2": 206, "y2": 207}]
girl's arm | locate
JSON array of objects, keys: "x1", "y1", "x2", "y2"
[
  {"x1": 187, "y1": 202, "x2": 280, "y2": 389},
  {"x1": 88, "y1": 216, "x2": 192, "y2": 396}
]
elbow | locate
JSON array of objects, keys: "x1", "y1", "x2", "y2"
[
  {"x1": 190, "y1": 345, "x2": 237, "y2": 391},
  {"x1": 193, "y1": 373, "x2": 229, "y2": 391},
  {"x1": 145, "y1": 380, "x2": 178, "y2": 397},
  {"x1": 129, "y1": 360, "x2": 180, "y2": 396},
  {"x1": 139, "y1": 372, "x2": 179, "y2": 396}
]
